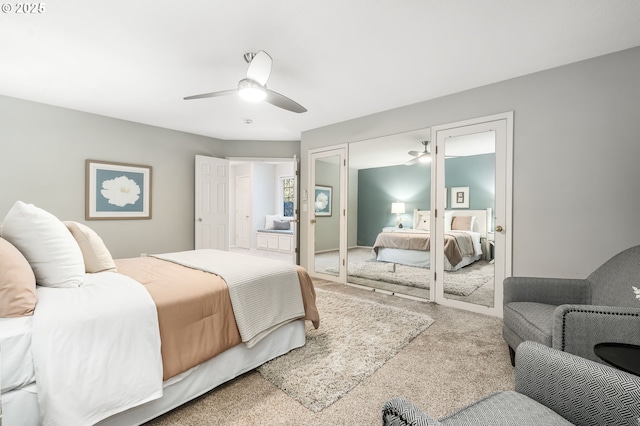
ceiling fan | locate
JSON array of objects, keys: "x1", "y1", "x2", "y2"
[
  {"x1": 405, "y1": 141, "x2": 431, "y2": 165},
  {"x1": 183, "y1": 50, "x2": 307, "y2": 113}
]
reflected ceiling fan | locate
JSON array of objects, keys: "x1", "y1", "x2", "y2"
[
  {"x1": 405, "y1": 141, "x2": 431, "y2": 165},
  {"x1": 183, "y1": 50, "x2": 307, "y2": 113}
]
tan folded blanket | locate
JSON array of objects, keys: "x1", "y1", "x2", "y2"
[{"x1": 116, "y1": 257, "x2": 319, "y2": 380}]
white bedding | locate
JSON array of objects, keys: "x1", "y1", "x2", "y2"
[
  {"x1": 153, "y1": 249, "x2": 305, "y2": 348},
  {"x1": 32, "y1": 271, "x2": 163, "y2": 426},
  {"x1": 2, "y1": 321, "x2": 306, "y2": 426},
  {"x1": 0, "y1": 316, "x2": 34, "y2": 393}
]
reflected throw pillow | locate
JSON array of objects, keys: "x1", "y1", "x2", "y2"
[
  {"x1": 444, "y1": 211, "x2": 454, "y2": 232},
  {"x1": 64, "y1": 221, "x2": 117, "y2": 273},
  {"x1": 0, "y1": 237, "x2": 36, "y2": 317},
  {"x1": 451, "y1": 216, "x2": 473, "y2": 231}
]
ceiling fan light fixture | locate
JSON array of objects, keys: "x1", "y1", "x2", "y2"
[
  {"x1": 418, "y1": 155, "x2": 431, "y2": 163},
  {"x1": 238, "y1": 78, "x2": 266, "y2": 102}
]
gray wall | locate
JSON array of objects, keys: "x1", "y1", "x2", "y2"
[
  {"x1": 0, "y1": 95, "x2": 299, "y2": 258},
  {"x1": 300, "y1": 46, "x2": 640, "y2": 278}
]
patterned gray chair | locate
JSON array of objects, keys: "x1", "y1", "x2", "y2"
[
  {"x1": 503, "y1": 244, "x2": 640, "y2": 365},
  {"x1": 382, "y1": 341, "x2": 640, "y2": 426}
]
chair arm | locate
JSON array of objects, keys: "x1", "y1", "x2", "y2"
[
  {"x1": 503, "y1": 277, "x2": 590, "y2": 305},
  {"x1": 552, "y1": 305, "x2": 640, "y2": 362},
  {"x1": 382, "y1": 397, "x2": 442, "y2": 426},
  {"x1": 515, "y1": 341, "x2": 640, "y2": 425}
]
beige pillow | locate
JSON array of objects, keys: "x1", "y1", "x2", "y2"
[
  {"x1": 0, "y1": 238, "x2": 36, "y2": 317},
  {"x1": 64, "y1": 221, "x2": 117, "y2": 273},
  {"x1": 451, "y1": 216, "x2": 473, "y2": 231}
]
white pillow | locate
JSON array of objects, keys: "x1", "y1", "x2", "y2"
[
  {"x1": 64, "y1": 221, "x2": 117, "y2": 273},
  {"x1": 265, "y1": 214, "x2": 282, "y2": 230},
  {"x1": 416, "y1": 214, "x2": 430, "y2": 231},
  {"x1": 1, "y1": 201, "x2": 85, "y2": 288}
]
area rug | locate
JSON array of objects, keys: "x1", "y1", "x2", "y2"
[
  {"x1": 257, "y1": 288, "x2": 433, "y2": 412},
  {"x1": 327, "y1": 260, "x2": 493, "y2": 296}
]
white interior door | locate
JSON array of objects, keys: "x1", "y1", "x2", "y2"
[
  {"x1": 431, "y1": 112, "x2": 513, "y2": 317},
  {"x1": 235, "y1": 174, "x2": 251, "y2": 249},
  {"x1": 195, "y1": 155, "x2": 230, "y2": 250}
]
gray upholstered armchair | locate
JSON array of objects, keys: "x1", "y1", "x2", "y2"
[
  {"x1": 382, "y1": 341, "x2": 640, "y2": 426},
  {"x1": 502, "y1": 244, "x2": 640, "y2": 365}
]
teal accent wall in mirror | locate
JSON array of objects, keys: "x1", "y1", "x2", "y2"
[{"x1": 356, "y1": 153, "x2": 494, "y2": 246}]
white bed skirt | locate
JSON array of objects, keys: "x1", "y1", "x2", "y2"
[
  {"x1": 1, "y1": 320, "x2": 306, "y2": 426},
  {"x1": 376, "y1": 248, "x2": 481, "y2": 271}
]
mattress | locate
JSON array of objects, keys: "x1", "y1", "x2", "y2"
[{"x1": 0, "y1": 316, "x2": 35, "y2": 393}]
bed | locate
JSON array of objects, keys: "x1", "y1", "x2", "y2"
[
  {"x1": 373, "y1": 208, "x2": 491, "y2": 271},
  {"x1": 0, "y1": 201, "x2": 319, "y2": 426}
]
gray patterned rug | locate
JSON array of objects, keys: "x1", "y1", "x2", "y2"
[
  {"x1": 258, "y1": 288, "x2": 433, "y2": 412},
  {"x1": 328, "y1": 260, "x2": 493, "y2": 296}
]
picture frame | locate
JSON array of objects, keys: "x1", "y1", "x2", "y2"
[
  {"x1": 450, "y1": 186, "x2": 469, "y2": 208},
  {"x1": 86, "y1": 160, "x2": 152, "y2": 220},
  {"x1": 314, "y1": 185, "x2": 332, "y2": 216}
]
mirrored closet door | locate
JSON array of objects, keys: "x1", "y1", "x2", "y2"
[
  {"x1": 432, "y1": 113, "x2": 512, "y2": 317},
  {"x1": 346, "y1": 130, "x2": 431, "y2": 300},
  {"x1": 309, "y1": 147, "x2": 347, "y2": 281}
]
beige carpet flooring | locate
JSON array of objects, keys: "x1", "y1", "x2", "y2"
[
  {"x1": 257, "y1": 288, "x2": 434, "y2": 412},
  {"x1": 315, "y1": 248, "x2": 496, "y2": 306},
  {"x1": 144, "y1": 279, "x2": 514, "y2": 426}
]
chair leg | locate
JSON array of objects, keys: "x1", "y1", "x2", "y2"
[{"x1": 508, "y1": 346, "x2": 516, "y2": 366}]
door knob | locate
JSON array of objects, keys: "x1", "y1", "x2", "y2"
[
  {"x1": 310, "y1": 219, "x2": 317, "y2": 224},
  {"x1": 495, "y1": 225, "x2": 504, "y2": 232}
]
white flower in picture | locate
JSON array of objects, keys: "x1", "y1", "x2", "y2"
[
  {"x1": 633, "y1": 286, "x2": 640, "y2": 301},
  {"x1": 100, "y1": 175, "x2": 141, "y2": 207},
  {"x1": 315, "y1": 192, "x2": 328, "y2": 210}
]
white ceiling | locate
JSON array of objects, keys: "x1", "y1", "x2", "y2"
[
  {"x1": 2, "y1": 1, "x2": 640, "y2": 142},
  {"x1": 348, "y1": 129, "x2": 496, "y2": 170}
]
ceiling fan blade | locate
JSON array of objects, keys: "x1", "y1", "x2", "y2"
[
  {"x1": 265, "y1": 89, "x2": 307, "y2": 113},
  {"x1": 183, "y1": 89, "x2": 237, "y2": 100},
  {"x1": 408, "y1": 150, "x2": 422, "y2": 157},
  {"x1": 404, "y1": 157, "x2": 420, "y2": 166},
  {"x1": 246, "y1": 50, "x2": 272, "y2": 86}
]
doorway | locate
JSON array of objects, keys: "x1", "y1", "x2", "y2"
[
  {"x1": 229, "y1": 158, "x2": 299, "y2": 265},
  {"x1": 195, "y1": 155, "x2": 299, "y2": 265}
]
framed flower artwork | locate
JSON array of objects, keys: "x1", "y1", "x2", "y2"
[
  {"x1": 314, "y1": 185, "x2": 332, "y2": 216},
  {"x1": 86, "y1": 160, "x2": 152, "y2": 220}
]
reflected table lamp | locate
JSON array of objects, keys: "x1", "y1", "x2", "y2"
[{"x1": 391, "y1": 202, "x2": 406, "y2": 228}]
